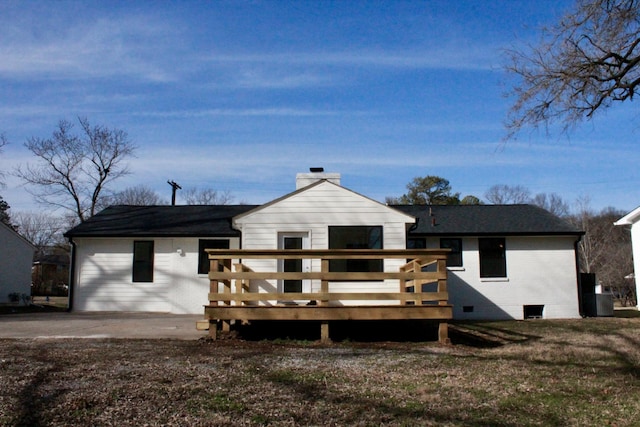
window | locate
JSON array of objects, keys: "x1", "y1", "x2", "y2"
[
  {"x1": 407, "y1": 238, "x2": 426, "y2": 249},
  {"x1": 440, "y1": 238, "x2": 462, "y2": 267},
  {"x1": 479, "y1": 238, "x2": 506, "y2": 278},
  {"x1": 133, "y1": 241, "x2": 154, "y2": 282},
  {"x1": 329, "y1": 226, "x2": 383, "y2": 273},
  {"x1": 198, "y1": 240, "x2": 230, "y2": 274}
]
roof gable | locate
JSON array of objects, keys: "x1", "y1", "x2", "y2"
[
  {"x1": 614, "y1": 205, "x2": 640, "y2": 226},
  {"x1": 0, "y1": 222, "x2": 35, "y2": 250},
  {"x1": 393, "y1": 204, "x2": 583, "y2": 236},
  {"x1": 234, "y1": 180, "x2": 415, "y2": 225}
]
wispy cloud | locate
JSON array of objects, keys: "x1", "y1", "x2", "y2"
[
  {"x1": 190, "y1": 44, "x2": 498, "y2": 90},
  {"x1": 0, "y1": 14, "x2": 180, "y2": 82},
  {"x1": 203, "y1": 47, "x2": 497, "y2": 71},
  {"x1": 132, "y1": 108, "x2": 346, "y2": 118}
]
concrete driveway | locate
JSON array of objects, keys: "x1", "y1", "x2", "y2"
[{"x1": 0, "y1": 312, "x2": 208, "y2": 340}]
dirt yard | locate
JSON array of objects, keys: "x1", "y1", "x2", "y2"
[{"x1": 1, "y1": 316, "x2": 639, "y2": 426}]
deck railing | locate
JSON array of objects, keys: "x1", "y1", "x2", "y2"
[{"x1": 203, "y1": 249, "x2": 452, "y2": 343}]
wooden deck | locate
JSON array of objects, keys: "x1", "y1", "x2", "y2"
[{"x1": 202, "y1": 249, "x2": 452, "y2": 343}]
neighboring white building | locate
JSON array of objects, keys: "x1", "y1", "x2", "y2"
[
  {"x1": 65, "y1": 171, "x2": 584, "y2": 319},
  {"x1": 614, "y1": 207, "x2": 640, "y2": 309},
  {"x1": 0, "y1": 222, "x2": 35, "y2": 304}
]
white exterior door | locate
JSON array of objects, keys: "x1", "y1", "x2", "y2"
[{"x1": 278, "y1": 232, "x2": 310, "y2": 293}]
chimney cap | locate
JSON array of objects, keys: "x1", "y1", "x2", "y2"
[{"x1": 310, "y1": 167, "x2": 324, "y2": 173}]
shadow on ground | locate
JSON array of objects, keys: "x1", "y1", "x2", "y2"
[
  {"x1": 234, "y1": 320, "x2": 442, "y2": 343},
  {"x1": 448, "y1": 322, "x2": 538, "y2": 348},
  {"x1": 614, "y1": 308, "x2": 640, "y2": 318}
]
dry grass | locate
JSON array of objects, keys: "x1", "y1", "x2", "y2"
[{"x1": 1, "y1": 317, "x2": 639, "y2": 426}]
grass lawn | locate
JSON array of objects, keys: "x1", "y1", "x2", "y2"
[{"x1": 0, "y1": 315, "x2": 639, "y2": 426}]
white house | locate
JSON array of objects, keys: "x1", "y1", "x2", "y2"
[
  {"x1": 65, "y1": 171, "x2": 584, "y2": 320},
  {"x1": 614, "y1": 207, "x2": 640, "y2": 309},
  {"x1": 0, "y1": 222, "x2": 35, "y2": 304}
]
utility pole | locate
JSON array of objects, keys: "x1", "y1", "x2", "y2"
[{"x1": 167, "y1": 180, "x2": 182, "y2": 205}]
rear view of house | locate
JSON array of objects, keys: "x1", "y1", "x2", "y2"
[{"x1": 65, "y1": 171, "x2": 583, "y2": 328}]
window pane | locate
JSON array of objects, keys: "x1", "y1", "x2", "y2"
[
  {"x1": 407, "y1": 238, "x2": 426, "y2": 249},
  {"x1": 479, "y1": 238, "x2": 506, "y2": 278},
  {"x1": 329, "y1": 226, "x2": 383, "y2": 273},
  {"x1": 198, "y1": 240, "x2": 230, "y2": 274},
  {"x1": 440, "y1": 238, "x2": 463, "y2": 267},
  {"x1": 133, "y1": 241, "x2": 154, "y2": 282}
]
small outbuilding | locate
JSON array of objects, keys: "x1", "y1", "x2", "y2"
[{"x1": 0, "y1": 222, "x2": 35, "y2": 304}]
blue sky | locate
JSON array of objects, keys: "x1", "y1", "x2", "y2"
[{"x1": 1, "y1": 0, "x2": 638, "y2": 214}]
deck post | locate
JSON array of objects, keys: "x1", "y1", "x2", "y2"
[
  {"x1": 320, "y1": 321, "x2": 330, "y2": 343},
  {"x1": 437, "y1": 258, "x2": 448, "y2": 305},
  {"x1": 320, "y1": 259, "x2": 329, "y2": 306},
  {"x1": 438, "y1": 321, "x2": 450, "y2": 345},
  {"x1": 222, "y1": 259, "x2": 232, "y2": 333},
  {"x1": 209, "y1": 259, "x2": 219, "y2": 306},
  {"x1": 399, "y1": 263, "x2": 407, "y2": 302},
  {"x1": 208, "y1": 258, "x2": 220, "y2": 339},
  {"x1": 208, "y1": 320, "x2": 218, "y2": 339}
]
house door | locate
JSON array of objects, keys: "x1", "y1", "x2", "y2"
[{"x1": 278, "y1": 232, "x2": 310, "y2": 293}]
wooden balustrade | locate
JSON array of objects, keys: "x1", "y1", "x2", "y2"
[{"x1": 202, "y1": 249, "x2": 452, "y2": 343}]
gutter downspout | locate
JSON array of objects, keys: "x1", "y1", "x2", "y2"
[
  {"x1": 67, "y1": 238, "x2": 76, "y2": 312},
  {"x1": 408, "y1": 217, "x2": 420, "y2": 233}
]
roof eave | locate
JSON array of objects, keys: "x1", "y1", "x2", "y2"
[{"x1": 409, "y1": 231, "x2": 585, "y2": 237}]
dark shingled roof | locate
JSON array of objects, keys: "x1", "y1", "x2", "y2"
[
  {"x1": 65, "y1": 203, "x2": 584, "y2": 239},
  {"x1": 64, "y1": 205, "x2": 258, "y2": 238},
  {"x1": 392, "y1": 204, "x2": 584, "y2": 236}
]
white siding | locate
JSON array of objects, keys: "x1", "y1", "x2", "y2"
[
  {"x1": 630, "y1": 224, "x2": 640, "y2": 310},
  {"x1": 234, "y1": 181, "x2": 414, "y2": 304},
  {"x1": 425, "y1": 235, "x2": 580, "y2": 320},
  {"x1": 614, "y1": 209, "x2": 640, "y2": 310},
  {"x1": 0, "y1": 224, "x2": 34, "y2": 303},
  {"x1": 72, "y1": 237, "x2": 239, "y2": 314}
]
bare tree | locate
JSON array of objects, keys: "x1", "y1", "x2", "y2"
[
  {"x1": 108, "y1": 185, "x2": 166, "y2": 206},
  {"x1": 15, "y1": 118, "x2": 135, "y2": 222},
  {"x1": 484, "y1": 184, "x2": 531, "y2": 204},
  {"x1": 505, "y1": 0, "x2": 640, "y2": 138},
  {"x1": 0, "y1": 195, "x2": 11, "y2": 226},
  {"x1": 568, "y1": 198, "x2": 635, "y2": 305},
  {"x1": 530, "y1": 192, "x2": 570, "y2": 217},
  {"x1": 182, "y1": 187, "x2": 233, "y2": 205},
  {"x1": 12, "y1": 211, "x2": 67, "y2": 257},
  {"x1": 0, "y1": 133, "x2": 7, "y2": 187},
  {"x1": 485, "y1": 185, "x2": 569, "y2": 217}
]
